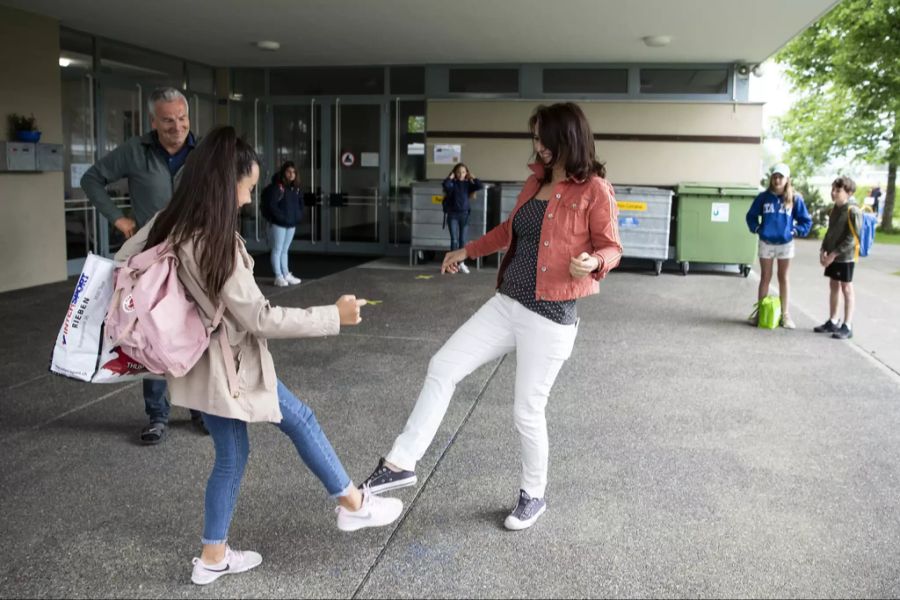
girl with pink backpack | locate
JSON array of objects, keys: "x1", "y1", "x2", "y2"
[{"x1": 115, "y1": 126, "x2": 402, "y2": 586}]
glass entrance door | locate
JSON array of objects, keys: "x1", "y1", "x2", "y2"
[{"x1": 268, "y1": 98, "x2": 387, "y2": 253}]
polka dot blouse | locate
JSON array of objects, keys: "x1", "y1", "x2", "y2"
[{"x1": 499, "y1": 198, "x2": 577, "y2": 325}]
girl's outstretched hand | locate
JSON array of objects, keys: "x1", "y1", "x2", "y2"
[{"x1": 336, "y1": 295, "x2": 367, "y2": 325}]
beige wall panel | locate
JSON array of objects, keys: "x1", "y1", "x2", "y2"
[
  {"x1": 427, "y1": 139, "x2": 761, "y2": 186},
  {"x1": 0, "y1": 6, "x2": 66, "y2": 292},
  {"x1": 428, "y1": 100, "x2": 763, "y2": 137},
  {"x1": 427, "y1": 100, "x2": 762, "y2": 186}
]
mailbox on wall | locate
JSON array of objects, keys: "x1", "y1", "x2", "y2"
[
  {"x1": 36, "y1": 143, "x2": 63, "y2": 171},
  {"x1": 0, "y1": 142, "x2": 36, "y2": 171},
  {"x1": 0, "y1": 142, "x2": 64, "y2": 172}
]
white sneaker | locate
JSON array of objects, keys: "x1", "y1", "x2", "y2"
[
  {"x1": 458, "y1": 263, "x2": 470, "y2": 274},
  {"x1": 336, "y1": 486, "x2": 403, "y2": 532},
  {"x1": 273, "y1": 276, "x2": 289, "y2": 287},
  {"x1": 284, "y1": 273, "x2": 302, "y2": 285},
  {"x1": 190, "y1": 546, "x2": 262, "y2": 585},
  {"x1": 781, "y1": 313, "x2": 796, "y2": 329}
]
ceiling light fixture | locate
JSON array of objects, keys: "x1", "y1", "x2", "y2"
[
  {"x1": 256, "y1": 40, "x2": 280, "y2": 52},
  {"x1": 642, "y1": 35, "x2": 671, "y2": 48},
  {"x1": 59, "y1": 57, "x2": 72, "y2": 67}
]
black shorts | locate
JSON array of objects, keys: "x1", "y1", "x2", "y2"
[{"x1": 824, "y1": 261, "x2": 855, "y2": 282}]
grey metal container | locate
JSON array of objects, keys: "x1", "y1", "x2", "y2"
[
  {"x1": 615, "y1": 185, "x2": 673, "y2": 275},
  {"x1": 410, "y1": 181, "x2": 489, "y2": 267},
  {"x1": 500, "y1": 183, "x2": 524, "y2": 223}
]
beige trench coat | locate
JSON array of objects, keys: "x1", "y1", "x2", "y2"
[{"x1": 115, "y1": 219, "x2": 340, "y2": 423}]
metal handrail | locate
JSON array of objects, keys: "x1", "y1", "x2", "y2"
[
  {"x1": 135, "y1": 83, "x2": 143, "y2": 135},
  {"x1": 253, "y1": 97, "x2": 260, "y2": 241},
  {"x1": 310, "y1": 99, "x2": 317, "y2": 244}
]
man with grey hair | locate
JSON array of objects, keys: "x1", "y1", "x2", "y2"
[{"x1": 82, "y1": 86, "x2": 204, "y2": 444}]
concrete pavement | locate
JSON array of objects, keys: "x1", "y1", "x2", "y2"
[{"x1": 1, "y1": 248, "x2": 899, "y2": 598}]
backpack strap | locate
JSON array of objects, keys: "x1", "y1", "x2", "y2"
[
  {"x1": 847, "y1": 207, "x2": 860, "y2": 262},
  {"x1": 176, "y1": 262, "x2": 241, "y2": 399}
]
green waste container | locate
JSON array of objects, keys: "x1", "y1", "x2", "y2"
[{"x1": 675, "y1": 182, "x2": 759, "y2": 276}]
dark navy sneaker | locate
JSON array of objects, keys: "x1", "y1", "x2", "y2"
[
  {"x1": 504, "y1": 489, "x2": 547, "y2": 531},
  {"x1": 359, "y1": 458, "x2": 417, "y2": 494},
  {"x1": 832, "y1": 324, "x2": 853, "y2": 340},
  {"x1": 814, "y1": 319, "x2": 839, "y2": 333}
]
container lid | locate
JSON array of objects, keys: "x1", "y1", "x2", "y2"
[{"x1": 676, "y1": 182, "x2": 760, "y2": 197}]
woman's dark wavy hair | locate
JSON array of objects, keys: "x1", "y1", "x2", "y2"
[
  {"x1": 146, "y1": 126, "x2": 258, "y2": 303},
  {"x1": 279, "y1": 160, "x2": 301, "y2": 189},
  {"x1": 528, "y1": 103, "x2": 607, "y2": 183}
]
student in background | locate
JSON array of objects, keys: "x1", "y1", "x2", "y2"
[
  {"x1": 262, "y1": 161, "x2": 305, "y2": 287},
  {"x1": 814, "y1": 176, "x2": 862, "y2": 340},
  {"x1": 745, "y1": 163, "x2": 812, "y2": 329},
  {"x1": 442, "y1": 163, "x2": 483, "y2": 274}
]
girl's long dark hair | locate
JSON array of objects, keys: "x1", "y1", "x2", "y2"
[
  {"x1": 146, "y1": 126, "x2": 258, "y2": 303},
  {"x1": 528, "y1": 103, "x2": 607, "y2": 183},
  {"x1": 279, "y1": 161, "x2": 301, "y2": 189}
]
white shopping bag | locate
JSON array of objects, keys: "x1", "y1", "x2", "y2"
[{"x1": 49, "y1": 253, "x2": 153, "y2": 383}]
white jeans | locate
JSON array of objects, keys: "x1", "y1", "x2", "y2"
[{"x1": 386, "y1": 294, "x2": 578, "y2": 498}]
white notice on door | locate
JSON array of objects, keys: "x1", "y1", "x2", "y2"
[
  {"x1": 70, "y1": 163, "x2": 91, "y2": 188},
  {"x1": 711, "y1": 202, "x2": 729, "y2": 222},
  {"x1": 360, "y1": 152, "x2": 379, "y2": 167}
]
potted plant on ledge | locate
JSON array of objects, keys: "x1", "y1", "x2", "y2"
[{"x1": 7, "y1": 113, "x2": 41, "y2": 143}]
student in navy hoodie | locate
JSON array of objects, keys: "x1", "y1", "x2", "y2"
[
  {"x1": 262, "y1": 161, "x2": 305, "y2": 287},
  {"x1": 442, "y1": 163, "x2": 483, "y2": 274},
  {"x1": 745, "y1": 163, "x2": 812, "y2": 328}
]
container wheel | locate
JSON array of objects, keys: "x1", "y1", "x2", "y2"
[
  {"x1": 681, "y1": 261, "x2": 689, "y2": 276},
  {"x1": 654, "y1": 260, "x2": 663, "y2": 276},
  {"x1": 741, "y1": 264, "x2": 751, "y2": 278}
]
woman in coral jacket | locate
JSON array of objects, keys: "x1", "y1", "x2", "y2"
[{"x1": 361, "y1": 102, "x2": 623, "y2": 531}]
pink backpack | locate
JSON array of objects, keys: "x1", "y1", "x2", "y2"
[{"x1": 105, "y1": 243, "x2": 238, "y2": 392}]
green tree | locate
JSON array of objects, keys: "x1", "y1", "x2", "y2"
[{"x1": 775, "y1": 0, "x2": 899, "y2": 232}]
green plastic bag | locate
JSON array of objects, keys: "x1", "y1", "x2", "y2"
[{"x1": 756, "y1": 295, "x2": 782, "y2": 329}]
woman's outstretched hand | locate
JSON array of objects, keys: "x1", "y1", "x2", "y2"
[
  {"x1": 336, "y1": 295, "x2": 367, "y2": 325},
  {"x1": 442, "y1": 249, "x2": 468, "y2": 274}
]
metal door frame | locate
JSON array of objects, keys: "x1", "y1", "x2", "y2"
[{"x1": 263, "y1": 95, "x2": 390, "y2": 255}]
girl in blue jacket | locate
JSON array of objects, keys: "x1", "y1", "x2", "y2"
[
  {"x1": 745, "y1": 163, "x2": 812, "y2": 328},
  {"x1": 262, "y1": 161, "x2": 305, "y2": 287},
  {"x1": 442, "y1": 163, "x2": 483, "y2": 274}
]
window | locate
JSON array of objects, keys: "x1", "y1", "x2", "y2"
[
  {"x1": 448, "y1": 68, "x2": 518, "y2": 94},
  {"x1": 640, "y1": 69, "x2": 729, "y2": 94},
  {"x1": 390, "y1": 67, "x2": 425, "y2": 94},
  {"x1": 98, "y1": 40, "x2": 183, "y2": 86},
  {"x1": 269, "y1": 67, "x2": 384, "y2": 95},
  {"x1": 187, "y1": 63, "x2": 215, "y2": 95},
  {"x1": 542, "y1": 68, "x2": 628, "y2": 94}
]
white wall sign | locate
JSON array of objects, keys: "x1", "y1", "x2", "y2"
[
  {"x1": 70, "y1": 163, "x2": 91, "y2": 188},
  {"x1": 433, "y1": 144, "x2": 461, "y2": 165},
  {"x1": 360, "y1": 152, "x2": 379, "y2": 167},
  {"x1": 711, "y1": 202, "x2": 730, "y2": 222}
]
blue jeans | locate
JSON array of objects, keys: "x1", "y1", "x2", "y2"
[
  {"x1": 269, "y1": 224, "x2": 296, "y2": 278},
  {"x1": 199, "y1": 380, "x2": 351, "y2": 544},
  {"x1": 143, "y1": 379, "x2": 200, "y2": 423},
  {"x1": 447, "y1": 211, "x2": 469, "y2": 251}
]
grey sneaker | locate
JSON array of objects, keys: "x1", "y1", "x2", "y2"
[
  {"x1": 832, "y1": 324, "x2": 853, "y2": 340},
  {"x1": 504, "y1": 489, "x2": 546, "y2": 531},
  {"x1": 814, "y1": 319, "x2": 839, "y2": 333},
  {"x1": 359, "y1": 458, "x2": 417, "y2": 494},
  {"x1": 781, "y1": 313, "x2": 796, "y2": 329}
]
